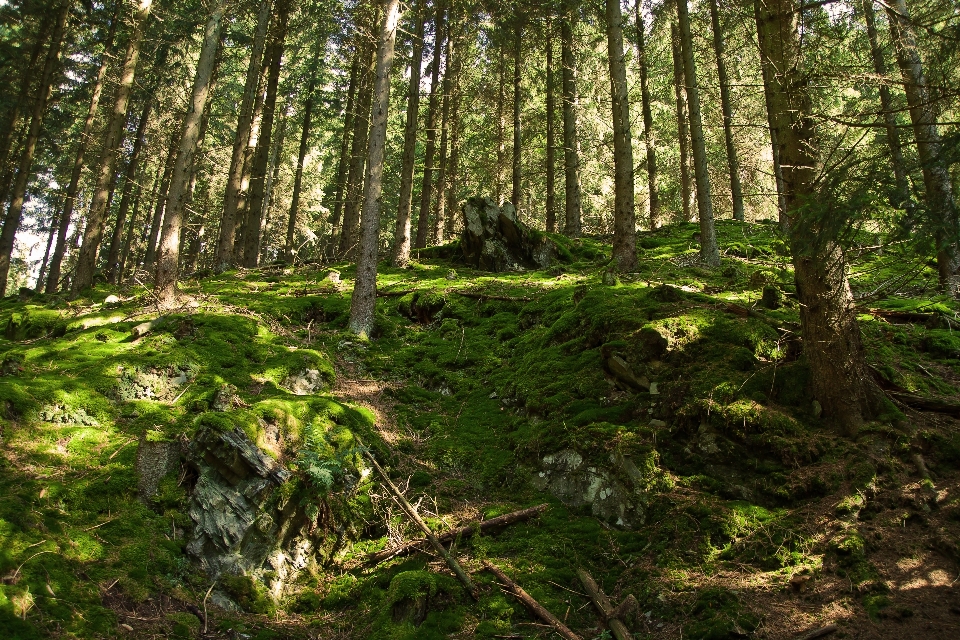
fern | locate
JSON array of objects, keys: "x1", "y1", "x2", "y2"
[{"x1": 295, "y1": 421, "x2": 361, "y2": 496}]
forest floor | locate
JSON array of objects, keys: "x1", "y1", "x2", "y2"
[{"x1": 2, "y1": 220, "x2": 960, "y2": 639}]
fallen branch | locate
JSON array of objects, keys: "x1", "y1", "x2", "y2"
[
  {"x1": 367, "y1": 504, "x2": 548, "y2": 565},
  {"x1": 723, "y1": 303, "x2": 799, "y2": 332},
  {"x1": 887, "y1": 391, "x2": 960, "y2": 416},
  {"x1": 357, "y1": 436, "x2": 477, "y2": 599},
  {"x1": 454, "y1": 291, "x2": 532, "y2": 302},
  {"x1": 377, "y1": 289, "x2": 416, "y2": 298},
  {"x1": 576, "y1": 569, "x2": 632, "y2": 640},
  {"x1": 482, "y1": 560, "x2": 581, "y2": 640},
  {"x1": 797, "y1": 624, "x2": 838, "y2": 640},
  {"x1": 130, "y1": 317, "x2": 166, "y2": 338}
]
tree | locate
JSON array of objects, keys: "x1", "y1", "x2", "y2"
[
  {"x1": 511, "y1": 12, "x2": 523, "y2": 211},
  {"x1": 414, "y1": 1, "x2": 446, "y2": 249},
  {"x1": 560, "y1": 2, "x2": 582, "y2": 238},
  {"x1": 154, "y1": 1, "x2": 224, "y2": 307},
  {"x1": 391, "y1": 0, "x2": 425, "y2": 266},
  {"x1": 671, "y1": 22, "x2": 693, "y2": 224},
  {"x1": 605, "y1": 0, "x2": 637, "y2": 271},
  {"x1": 708, "y1": 0, "x2": 744, "y2": 222},
  {"x1": 885, "y1": 0, "x2": 960, "y2": 296},
  {"x1": 348, "y1": 0, "x2": 401, "y2": 337},
  {"x1": 634, "y1": 0, "x2": 659, "y2": 228},
  {"x1": 545, "y1": 17, "x2": 556, "y2": 234},
  {"x1": 676, "y1": 0, "x2": 719, "y2": 266},
  {"x1": 73, "y1": 0, "x2": 153, "y2": 293},
  {"x1": 756, "y1": 0, "x2": 882, "y2": 436}
]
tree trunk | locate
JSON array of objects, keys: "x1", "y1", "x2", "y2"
[
  {"x1": 261, "y1": 104, "x2": 288, "y2": 262},
  {"x1": 605, "y1": 0, "x2": 637, "y2": 272},
  {"x1": 243, "y1": 0, "x2": 289, "y2": 268},
  {"x1": 234, "y1": 59, "x2": 272, "y2": 256},
  {"x1": 756, "y1": 0, "x2": 880, "y2": 437},
  {"x1": 348, "y1": 0, "x2": 401, "y2": 337},
  {"x1": 634, "y1": 1, "x2": 660, "y2": 228},
  {"x1": 117, "y1": 179, "x2": 145, "y2": 282},
  {"x1": 154, "y1": 2, "x2": 224, "y2": 307},
  {"x1": 216, "y1": 0, "x2": 272, "y2": 269},
  {"x1": 671, "y1": 22, "x2": 693, "y2": 224},
  {"x1": 285, "y1": 39, "x2": 324, "y2": 264},
  {"x1": 143, "y1": 132, "x2": 178, "y2": 269},
  {"x1": 392, "y1": 1, "x2": 426, "y2": 266},
  {"x1": 708, "y1": 0, "x2": 744, "y2": 222},
  {"x1": 73, "y1": 0, "x2": 153, "y2": 293},
  {"x1": 753, "y1": 1, "x2": 788, "y2": 228},
  {"x1": 676, "y1": 0, "x2": 719, "y2": 267},
  {"x1": 45, "y1": 13, "x2": 116, "y2": 294},
  {"x1": 431, "y1": 18, "x2": 456, "y2": 245},
  {"x1": 106, "y1": 98, "x2": 152, "y2": 283},
  {"x1": 0, "y1": 3, "x2": 68, "y2": 296},
  {"x1": 36, "y1": 196, "x2": 60, "y2": 290},
  {"x1": 327, "y1": 47, "x2": 361, "y2": 257},
  {"x1": 511, "y1": 16, "x2": 523, "y2": 211},
  {"x1": 414, "y1": 1, "x2": 446, "y2": 249},
  {"x1": 560, "y1": 4, "x2": 582, "y2": 238},
  {"x1": 545, "y1": 18, "x2": 556, "y2": 234},
  {"x1": 861, "y1": 0, "x2": 909, "y2": 207},
  {"x1": 339, "y1": 6, "x2": 379, "y2": 258},
  {"x1": 886, "y1": 0, "x2": 960, "y2": 296},
  {"x1": 496, "y1": 45, "x2": 507, "y2": 204},
  {"x1": 443, "y1": 33, "x2": 464, "y2": 242}
]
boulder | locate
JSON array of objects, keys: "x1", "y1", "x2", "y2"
[
  {"x1": 135, "y1": 433, "x2": 180, "y2": 500},
  {"x1": 461, "y1": 196, "x2": 561, "y2": 272}
]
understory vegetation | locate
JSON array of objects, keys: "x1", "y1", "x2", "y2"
[{"x1": 2, "y1": 221, "x2": 960, "y2": 639}]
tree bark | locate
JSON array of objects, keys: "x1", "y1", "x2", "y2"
[
  {"x1": 154, "y1": 2, "x2": 224, "y2": 307},
  {"x1": 605, "y1": 0, "x2": 637, "y2": 271},
  {"x1": 261, "y1": 103, "x2": 288, "y2": 261},
  {"x1": 708, "y1": 0, "x2": 744, "y2": 222},
  {"x1": 216, "y1": 0, "x2": 272, "y2": 269},
  {"x1": 243, "y1": 0, "x2": 290, "y2": 268},
  {"x1": 885, "y1": 0, "x2": 960, "y2": 296},
  {"x1": 414, "y1": 1, "x2": 446, "y2": 249},
  {"x1": 339, "y1": 5, "x2": 378, "y2": 258},
  {"x1": 117, "y1": 179, "x2": 145, "y2": 282},
  {"x1": 36, "y1": 196, "x2": 61, "y2": 291},
  {"x1": 285, "y1": 39, "x2": 324, "y2": 263},
  {"x1": 431, "y1": 17, "x2": 456, "y2": 245},
  {"x1": 443, "y1": 37, "x2": 464, "y2": 242},
  {"x1": 0, "y1": 3, "x2": 68, "y2": 296},
  {"x1": 560, "y1": 4, "x2": 582, "y2": 238},
  {"x1": 496, "y1": 45, "x2": 507, "y2": 204},
  {"x1": 671, "y1": 22, "x2": 693, "y2": 224},
  {"x1": 511, "y1": 15, "x2": 523, "y2": 211},
  {"x1": 45, "y1": 13, "x2": 116, "y2": 294},
  {"x1": 391, "y1": 1, "x2": 426, "y2": 266},
  {"x1": 545, "y1": 18, "x2": 556, "y2": 234},
  {"x1": 73, "y1": 0, "x2": 153, "y2": 293},
  {"x1": 756, "y1": 0, "x2": 881, "y2": 436},
  {"x1": 861, "y1": 0, "x2": 909, "y2": 207},
  {"x1": 348, "y1": 0, "x2": 401, "y2": 337},
  {"x1": 676, "y1": 0, "x2": 719, "y2": 267},
  {"x1": 634, "y1": 1, "x2": 660, "y2": 228},
  {"x1": 106, "y1": 98, "x2": 152, "y2": 283},
  {"x1": 754, "y1": 1, "x2": 788, "y2": 228}
]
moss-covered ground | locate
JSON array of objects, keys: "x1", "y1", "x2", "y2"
[{"x1": 2, "y1": 219, "x2": 960, "y2": 639}]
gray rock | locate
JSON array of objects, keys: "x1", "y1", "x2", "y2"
[
  {"x1": 136, "y1": 433, "x2": 180, "y2": 500},
  {"x1": 282, "y1": 369, "x2": 325, "y2": 395},
  {"x1": 461, "y1": 196, "x2": 562, "y2": 272}
]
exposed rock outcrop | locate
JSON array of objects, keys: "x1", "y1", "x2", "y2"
[{"x1": 461, "y1": 196, "x2": 562, "y2": 272}]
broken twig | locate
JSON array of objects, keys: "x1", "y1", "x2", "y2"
[
  {"x1": 576, "y1": 569, "x2": 632, "y2": 640},
  {"x1": 482, "y1": 560, "x2": 581, "y2": 640}
]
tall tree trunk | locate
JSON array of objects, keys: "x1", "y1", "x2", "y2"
[
  {"x1": 496, "y1": 45, "x2": 507, "y2": 204},
  {"x1": 36, "y1": 195, "x2": 61, "y2": 290},
  {"x1": 46, "y1": 13, "x2": 116, "y2": 294},
  {"x1": 671, "y1": 22, "x2": 693, "y2": 224},
  {"x1": 886, "y1": 0, "x2": 960, "y2": 296},
  {"x1": 431, "y1": 18, "x2": 456, "y2": 245},
  {"x1": 862, "y1": 0, "x2": 909, "y2": 207},
  {"x1": 216, "y1": 0, "x2": 272, "y2": 269},
  {"x1": 756, "y1": 0, "x2": 881, "y2": 436},
  {"x1": 235, "y1": 59, "x2": 272, "y2": 255},
  {"x1": 708, "y1": 0, "x2": 744, "y2": 222},
  {"x1": 143, "y1": 132, "x2": 178, "y2": 269},
  {"x1": 106, "y1": 98, "x2": 152, "y2": 283},
  {"x1": 243, "y1": 0, "x2": 290, "y2": 268},
  {"x1": 605, "y1": 0, "x2": 637, "y2": 271},
  {"x1": 261, "y1": 104, "x2": 288, "y2": 262},
  {"x1": 414, "y1": 1, "x2": 446, "y2": 249},
  {"x1": 118, "y1": 178, "x2": 145, "y2": 282},
  {"x1": 560, "y1": 5, "x2": 582, "y2": 238},
  {"x1": 677, "y1": 0, "x2": 719, "y2": 266},
  {"x1": 0, "y1": 3, "x2": 68, "y2": 296},
  {"x1": 754, "y1": 1, "x2": 788, "y2": 228},
  {"x1": 73, "y1": 0, "x2": 153, "y2": 293},
  {"x1": 511, "y1": 15, "x2": 523, "y2": 211},
  {"x1": 339, "y1": 5, "x2": 379, "y2": 258},
  {"x1": 285, "y1": 39, "x2": 324, "y2": 263},
  {"x1": 328, "y1": 47, "x2": 361, "y2": 256},
  {"x1": 545, "y1": 18, "x2": 556, "y2": 234},
  {"x1": 634, "y1": 1, "x2": 660, "y2": 228},
  {"x1": 154, "y1": 2, "x2": 224, "y2": 307},
  {"x1": 348, "y1": 0, "x2": 401, "y2": 337},
  {"x1": 392, "y1": 0, "x2": 426, "y2": 266},
  {"x1": 443, "y1": 29, "x2": 464, "y2": 242}
]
